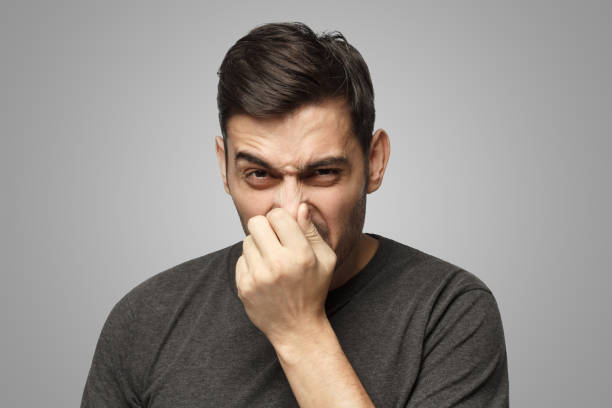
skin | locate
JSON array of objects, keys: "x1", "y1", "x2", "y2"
[{"x1": 215, "y1": 97, "x2": 390, "y2": 407}]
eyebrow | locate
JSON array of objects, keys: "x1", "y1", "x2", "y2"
[{"x1": 235, "y1": 151, "x2": 350, "y2": 173}]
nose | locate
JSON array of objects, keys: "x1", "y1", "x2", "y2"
[{"x1": 274, "y1": 175, "x2": 304, "y2": 220}]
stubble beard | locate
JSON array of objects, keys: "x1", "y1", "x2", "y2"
[{"x1": 324, "y1": 191, "x2": 367, "y2": 274}]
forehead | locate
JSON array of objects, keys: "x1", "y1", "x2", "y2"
[{"x1": 226, "y1": 99, "x2": 358, "y2": 167}]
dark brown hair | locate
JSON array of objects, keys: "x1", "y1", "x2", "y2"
[{"x1": 217, "y1": 22, "x2": 375, "y2": 156}]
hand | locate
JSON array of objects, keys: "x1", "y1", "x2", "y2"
[{"x1": 236, "y1": 203, "x2": 337, "y2": 348}]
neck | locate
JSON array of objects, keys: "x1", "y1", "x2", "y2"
[{"x1": 328, "y1": 233, "x2": 379, "y2": 291}]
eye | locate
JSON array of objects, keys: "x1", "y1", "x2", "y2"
[
  {"x1": 314, "y1": 169, "x2": 340, "y2": 176},
  {"x1": 304, "y1": 168, "x2": 342, "y2": 186},
  {"x1": 248, "y1": 169, "x2": 268, "y2": 178},
  {"x1": 244, "y1": 169, "x2": 277, "y2": 188}
]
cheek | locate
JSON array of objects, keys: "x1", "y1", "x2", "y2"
[
  {"x1": 232, "y1": 189, "x2": 275, "y2": 219},
  {"x1": 228, "y1": 169, "x2": 275, "y2": 217},
  {"x1": 309, "y1": 187, "x2": 362, "y2": 241}
]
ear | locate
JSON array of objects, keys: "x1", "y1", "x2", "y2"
[
  {"x1": 366, "y1": 128, "x2": 390, "y2": 194},
  {"x1": 215, "y1": 136, "x2": 230, "y2": 194}
]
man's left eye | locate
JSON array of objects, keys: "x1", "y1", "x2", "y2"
[{"x1": 314, "y1": 169, "x2": 340, "y2": 176}]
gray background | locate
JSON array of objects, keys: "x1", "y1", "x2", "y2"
[{"x1": 1, "y1": 1, "x2": 610, "y2": 406}]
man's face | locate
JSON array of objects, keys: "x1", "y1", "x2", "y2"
[{"x1": 216, "y1": 98, "x2": 369, "y2": 270}]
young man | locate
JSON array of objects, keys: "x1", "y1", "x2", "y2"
[{"x1": 82, "y1": 22, "x2": 509, "y2": 407}]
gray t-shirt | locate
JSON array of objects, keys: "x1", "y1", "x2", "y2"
[{"x1": 81, "y1": 234, "x2": 509, "y2": 407}]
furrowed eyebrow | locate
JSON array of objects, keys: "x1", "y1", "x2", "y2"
[
  {"x1": 303, "y1": 157, "x2": 350, "y2": 172},
  {"x1": 235, "y1": 152, "x2": 273, "y2": 170},
  {"x1": 235, "y1": 151, "x2": 350, "y2": 173}
]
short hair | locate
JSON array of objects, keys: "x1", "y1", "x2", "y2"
[{"x1": 217, "y1": 22, "x2": 375, "y2": 156}]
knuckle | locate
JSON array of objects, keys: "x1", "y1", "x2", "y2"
[
  {"x1": 325, "y1": 251, "x2": 337, "y2": 270},
  {"x1": 249, "y1": 269, "x2": 269, "y2": 287},
  {"x1": 236, "y1": 255, "x2": 246, "y2": 272},
  {"x1": 267, "y1": 256, "x2": 284, "y2": 274},
  {"x1": 295, "y1": 248, "x2": 316, "y2": 269},
  {"x1": 237, "y1": 282, "x2": 252, "y2": 300},
  {"x1": 236, "y1": 276, "x2": 248, "y2": 297},
  {"x1": 303, "y1": 225, "x2": 319, "y2": 241},
  {"x1": 274, "y1": 270, "x2": 291, "y2": 286},
  {"x1": 260, "y1": 272, "x2": 277, "y2": 286}
]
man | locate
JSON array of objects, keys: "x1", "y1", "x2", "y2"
[{"x1": 81, "y1": 22, "x2": 509, "y2": 407}]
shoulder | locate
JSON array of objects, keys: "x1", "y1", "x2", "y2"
[
  {"x1": 370, "y1": 233, "x2": 503, "y2": 328},
  {"x1": 111, "y1": 241, "x2": 242, "y2": 321},
  {"x1": 371, "y1": 235, "x2": 510, "y2": 405},
  {"x1": 372, "y1": 233, "x2": 507, "y2": 354},
  {"x1": 371, "y1": 233, "x2": 491, "y2": 297},
  {"x1": 86, "y1": 242, "x2": 243, "y2": 396}
]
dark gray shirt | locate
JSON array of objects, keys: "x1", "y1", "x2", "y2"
[{"x1": 81, "y1": 234, "x2": 509, "y2": 407}]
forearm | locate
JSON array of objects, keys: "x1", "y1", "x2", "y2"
[{"x1": 272, "y1": 318, "x2": 375, "y2": 408}]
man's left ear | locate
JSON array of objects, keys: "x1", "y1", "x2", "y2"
[{"x1": 366, "y1": 128, "x2": 390, "y2": 194}]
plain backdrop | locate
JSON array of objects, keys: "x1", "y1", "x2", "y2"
[{"x1": 2, "y1": 1, "x2": 611, "y2": 406}]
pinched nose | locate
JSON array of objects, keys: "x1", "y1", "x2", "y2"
[{"x1": 274, "y1": 176, "x2": 304, "y2": 220}]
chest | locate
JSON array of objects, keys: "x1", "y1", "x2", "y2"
[
  {"x1": 137, "y1": 288, "x2": 424, "y2": 407},
  {"x1": 140, "y1": 316, "x2": 298, "y2": 407}
]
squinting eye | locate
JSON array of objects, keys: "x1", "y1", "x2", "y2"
[
  {"x1": 304, "y1": 169, "x2": 342, "y2": 186},
  {"x1": 244, "y1": 169, "x2": 275, "y2": 188},
  {"x1": 249, "y1": 170, "x2": 268, "y2": 178},
  {"x1": 315, "y1": 169, "x2": 340, "y2": 176}
]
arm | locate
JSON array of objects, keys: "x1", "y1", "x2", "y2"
[
  {"x1": 272, "y1": 317, "x2": 374, "y2": 408},
  {"x1": 236, "y1": 204, "x2": 375, "y2": 407},
  {"x1": 81, "y1": 296, "x2": 141, "y2": 408},
  {"x1": 406, "y1": 288, "x2": 509, "y2": 408}
]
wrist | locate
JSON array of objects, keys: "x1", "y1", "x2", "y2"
[{"x1": 272, "y1": 316, "x2": 335, "y2": 365}]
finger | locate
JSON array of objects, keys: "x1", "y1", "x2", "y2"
[
  {"x1": 266, "y1": 207, "x2": 309, "y2": 250},
  {"x1": 297, "y1": 203, "x2": 337, "y2": 268},
  {"x1": 242, "y1": 235, "x2": 266, "y2": 274},
  {"x1": 247, "y1": 215, "x2": 282, "y2": 260},
  {"x1": 235, "y1": 255, "x2": 250, "y2": 298}
]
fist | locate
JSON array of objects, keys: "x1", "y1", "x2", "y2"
[{"x1": 236, "y1": 203, "x2": 337, "y2": 347}]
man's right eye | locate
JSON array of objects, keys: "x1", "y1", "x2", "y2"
[
  {"x1": 244, "y1": 169, "x2": 276, "y2": 188},
  {"x1": 247, "y1": 169, "x2": 268, "y2": 178}
]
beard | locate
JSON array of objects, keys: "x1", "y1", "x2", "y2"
[
  {"x1": 322, "y1": 191, "x2": 366, "y2": 273},
  {"x1": 234, "y1": 189, "x2": 367, "y2": 274}
]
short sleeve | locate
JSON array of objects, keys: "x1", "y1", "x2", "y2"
[
  {"x1": 80, "y1": 295, "x2": 142, "y2": 408},
  {"x1": 406, "y1": 289, "x2": 509, "y2": 408}
]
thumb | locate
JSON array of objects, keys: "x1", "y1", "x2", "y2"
[
  {"x1": 297, "y1": 203, "x2": 337, "y2": 267},
  {"x1": 297, "y1": 202, "x2": 316, "y2": 239}
]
